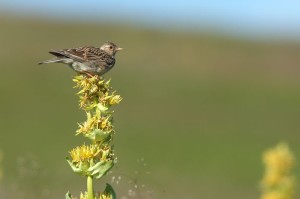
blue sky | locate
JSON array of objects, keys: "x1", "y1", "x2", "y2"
[{"x1": 1, "y1": 0, "x2": 300, "y2": 40}]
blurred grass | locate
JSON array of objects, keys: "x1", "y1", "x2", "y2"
[{"x1": 0, "y1": 14, "x2": 300, "y2": 198}]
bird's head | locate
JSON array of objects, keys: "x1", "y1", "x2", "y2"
[{"x1": 100, "y1": 42, "x2": 123, "y2": 56}]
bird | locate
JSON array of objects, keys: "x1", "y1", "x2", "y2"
[{"x1": 38, "y1": 42, "x2": 123, "y2": 76}]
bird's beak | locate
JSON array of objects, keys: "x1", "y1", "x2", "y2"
[{"x1": 116, "y1": 47, "x2": 123, "y2": 51}]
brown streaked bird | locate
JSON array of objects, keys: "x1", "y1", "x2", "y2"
[{"x1": 38, "y1": 42, "x2": 123, "y2": 76}]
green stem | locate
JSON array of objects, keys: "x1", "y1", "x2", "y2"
[{"x1": 87, "y1": 175, "x2": 94, "y2": 199}]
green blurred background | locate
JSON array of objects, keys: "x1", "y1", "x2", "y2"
[{"x1": 1, "y1": 1, "x2": 300, "y2": 199}]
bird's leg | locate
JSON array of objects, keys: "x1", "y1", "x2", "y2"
[{"x1": 78, "y1": 72, "x2": 94, "y2": 78}]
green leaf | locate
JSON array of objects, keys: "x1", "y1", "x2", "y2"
[
  {"x1": 66, "y1": 158, "x2": 90, "y2": 176},
  {"x1": 103, "y1": 183, "x2": 116, "y2": 199},
  {"x1": 88, "y1": 160, "x2": 114, "y2": 179},
  {"x1": 85, "y1": 129, "x2": 111, "y2": 142},
  {"x1": 65, "y1": 191, "x2": 72, "y2": 199},
  {"x1": 97, "y1": 103, "x2": 108, "y2": 113}
]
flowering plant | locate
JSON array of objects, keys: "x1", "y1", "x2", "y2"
[{"x1": 66, "y1": 75, "x2": 122, "y2": 199}]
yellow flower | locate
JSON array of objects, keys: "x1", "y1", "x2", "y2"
[
  {"x1": 263, "y1": 143, "x2": 294, "y2": 174},
  {"x1": 109, "y1": 94, "x2": 122, "y2": 105},
  {"x1": 70, "y1": 144, "x2": 100, "y2": 163},
  {"x1": 262, "y1": 171, "x2": 282, "y2": 187},
  {"x1": 261, "y1": 191, "x2": 283, "y2": 199},
  {"x1": 260, "y1": 143, "x2": 295, "y2": 199},
  {"x1": 99, "y1": 116, "x2": 110, "y2": 130},
  {"x1": 99, "y1": 194, "x2": 112, "y2": 199}
]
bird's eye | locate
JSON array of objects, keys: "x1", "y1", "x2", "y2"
[{"x1": 109, "y1": 45, "x2": 113, "y2": 50}]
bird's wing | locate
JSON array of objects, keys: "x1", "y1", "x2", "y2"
[{"x1": 49, "y1": 46, "x2": 106, "y2": 62}]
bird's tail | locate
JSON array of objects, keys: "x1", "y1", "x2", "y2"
[{"x1": 38, "y1": 58, "x2": 65, "y2": 65}]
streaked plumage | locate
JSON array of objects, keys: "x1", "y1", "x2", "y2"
[{"x1": 38, "y1": 42, "x2": 122, "y2": 76}]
